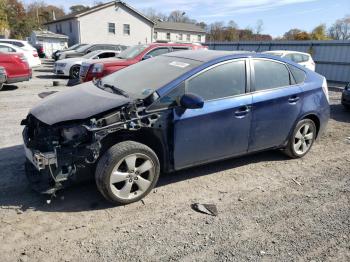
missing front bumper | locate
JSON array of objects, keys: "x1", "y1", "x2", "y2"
[{"x1": 24, "y1": 144, "x2": 57, "y2": 171}]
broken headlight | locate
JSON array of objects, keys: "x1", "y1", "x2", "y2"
[{"x1": 60, "y1": 126, "x2": 89, "y2": 143}]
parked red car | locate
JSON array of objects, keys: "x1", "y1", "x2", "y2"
[
  {"x1": 79, "y1": 43, "x2": 207, "y2": 82},
  {"x1": 0, "y1": 52, "x2": 32, "y2": 90}
]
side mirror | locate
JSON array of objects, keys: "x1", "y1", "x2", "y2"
[
  {"x1": 142, "y1": 54, "x2": 153, "y2": 60},
  {"x1": 180, "y1": 93, "x2": 204, "y2": 109}
]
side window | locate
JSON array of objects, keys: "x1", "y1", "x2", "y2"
[
  {"x1": 253, "y1": 59, "x2": 291, "y2": 91},
  {"x1": 301, "y1": 54, "x2": 310, "y2": 62},
  {"x1": 0, "y1": 46, "x2": 11, "y2": 52},
  {"x1": 172, "y1": 47, "x2": 190, "y2": 52},
  {"x1": 288, "y1": 65, "x2": 306, "y2": 84},
  {"x1": 292, "y1": 54, "x2": 303, "y2": 63},
  {"x1": 284, "y1": 54, "x2": 293, "y2": 61},
  {"x1": 187, "y1": 60, "x2": 246, "y2": 101},
  {"x1": 146, "y1": 48, "x2": 169, "y2": 57},
  {"x1": 98, "y1": 52, "x2": 117, "y2": 59},
  {"x1": 148, "y1": 83, "x2": 185, "y2": 111}
]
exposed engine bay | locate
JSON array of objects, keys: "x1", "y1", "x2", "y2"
[{"x1": 21, "y1": 99, "x2": 164, "y2": 196}]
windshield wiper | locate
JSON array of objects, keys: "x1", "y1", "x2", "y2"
[{"x1": 103, "y1": 83, "x2": 129, "y2": 98}]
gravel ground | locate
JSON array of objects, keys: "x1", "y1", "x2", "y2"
[{"x1": 0, "y1": 61, "x2": 349, "y2": 262}]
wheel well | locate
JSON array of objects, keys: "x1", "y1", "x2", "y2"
[
  {"x1": 100, "y1": 129, "x2": 167, "y2": 172},
  {"x1": 302, "y1": 114, "x2": 320, "y2": 137}
]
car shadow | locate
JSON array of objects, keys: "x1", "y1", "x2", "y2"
[
  {"x1": 0, "y1": 144, "x2": 289, "y2": 213},
  {"x1": 34, "y1": 68, "x2": 54, "y2": 73},
  {"x1": 36, "y1": 75, "x2": 67, "y2": 80},
  {"x1": 0, "y1": 85, "x2": 18, "y2": 91}
]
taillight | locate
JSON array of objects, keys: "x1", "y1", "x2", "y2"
[{"x1": 322, "y1": 77, "x2": 329, "y2": 103}]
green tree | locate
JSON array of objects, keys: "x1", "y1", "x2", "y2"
[
  {"x1": 311, "y1": 24, "x2": 329, "y2": 40},
  {"x1": 69, "y1": 5, "x2": 90, "y2": 14}
]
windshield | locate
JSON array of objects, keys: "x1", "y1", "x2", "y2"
[
  {"x1": 83, "y1": 50, "x2": 101, "y2": 59},
  {"x1": 68, "y1": 43, "x2": 85, "y2": 51},
  {"x1": 99, "y1": 55, "x2": 201, "y2": 99},
  {"x1": 76, "y1": 45, "x2": 91, "y2": 52},
  {"x1": 117, "y1": 44, "x2": 148, "y2": 59}
]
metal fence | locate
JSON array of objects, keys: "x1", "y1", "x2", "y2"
[{"x1": 206, "y1": 41, "x2": 350, "y2": 84}]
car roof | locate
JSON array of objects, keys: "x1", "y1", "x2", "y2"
[
  {"x1": 163, "y1": 50, "x2": 252, "y2": 62},
  {"x1": 148, "y1": 42, "x2": 202, "y2": 47}
]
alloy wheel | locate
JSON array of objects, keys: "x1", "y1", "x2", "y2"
[
  {"x1": 293, "y1": 123, "x2": 314, "y2": 155},
  {"x1": 109, "y1": 153, "x2": 155, "y2": 200}
]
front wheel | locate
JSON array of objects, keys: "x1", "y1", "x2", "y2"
[
  {"x1": 95, "y1": 141, "x2": 160, "y2": 205},
  {"x1": 284, "y1": 119, "x2": 317, "y2": 158},
  {"x1": 69, "y1": 65, "x2": 81, "y2": 79}
]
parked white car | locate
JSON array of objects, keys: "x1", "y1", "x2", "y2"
[
  {"x1": 0, "y1": 39, "x2": 41, "y2": 67},
  {"x1": 0, "y1": 43, "x2": 39, "y2": 68},
  {"x1": 262, "y1": 50, "x2": 315, "y2": 71},
  {"x1": 54, "y1": 50, "x2": 120, "y2": 79}
]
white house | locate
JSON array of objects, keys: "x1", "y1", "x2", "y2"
[
  {"x1": 154, "y1": 22, "x2": 206, "y2": 43},
  {"x1": 29, "y1": 30, "x2": 68, "y2": 57},
  {"x1": 44, "y1": 1, "x2": 154, "y2": 46}
]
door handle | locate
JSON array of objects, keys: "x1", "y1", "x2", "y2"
[
  {"x1": 234, "y1": 105, "x2": 250, "y2": 118},
  {"x1": 288, "y1": 96, "x2": 300, "y2": 103}
]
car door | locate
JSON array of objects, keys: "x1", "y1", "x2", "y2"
[
  {"x1": 172, "y1": 59, "x2": 253, "y2": 169},
  {"x1": 248, "y1": 58, "x2": 303, "y2": 152}
]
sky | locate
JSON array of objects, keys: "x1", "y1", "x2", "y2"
[{"x1": 22, "y1": 0, "x2": 350, "y2": 37}]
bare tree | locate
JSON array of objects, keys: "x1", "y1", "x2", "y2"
[
  {"x1": 255, "y1": 19, "x2": 264, "y2": 34},
  {"x1": 329, "y1": 15, "x2": 350, "y2": 40}
]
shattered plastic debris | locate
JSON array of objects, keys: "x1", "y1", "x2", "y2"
[{"x1": 191, "y1": 203, "x2": 218, "y2": 216}]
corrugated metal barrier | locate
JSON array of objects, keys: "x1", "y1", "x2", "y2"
[{"x1": 206, "y1": 41, "x2": 350, "y2": 83}]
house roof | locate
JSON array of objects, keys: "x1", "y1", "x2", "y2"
[
  {"x1": 33, "y1": 30, "x2": 68, "y2": 39},
  {"x1": 44, "y1": 1, "x2": 154, "y2": 25},
  {"x1": 154, "y1": 22, "x2": 206, "y2": 34}
]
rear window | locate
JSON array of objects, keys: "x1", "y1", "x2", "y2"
[
  {"x1": 288, "y1": 65, "x2": 306, "y2": 84},
  {"x1": 101, "y1": 56, "x2": 201, "y2": 98}
]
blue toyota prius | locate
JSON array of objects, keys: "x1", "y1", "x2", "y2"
[{"x1": 22, "y1": 50, "x2": 330, "y2": 204}]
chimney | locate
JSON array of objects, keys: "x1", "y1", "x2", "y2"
[{"x1": 52, "y1": 10, "x2": 56, "y2": 21}]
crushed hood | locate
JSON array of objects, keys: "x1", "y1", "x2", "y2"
[{"x1": 30, "y1": 82, "x2": 132, "y2": 125}]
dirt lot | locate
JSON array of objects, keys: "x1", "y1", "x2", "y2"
[{"x1": 0, "y1": 60, "x2": 349, "y2": 262}]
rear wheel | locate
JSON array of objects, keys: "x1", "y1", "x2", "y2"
[
  {"x1": 95, "y1": 141, "x2": 160, "y2": 205},
  {"x1": 284, "y1": 119, "x2": 316, "y2": 158},
  {"x1": 69, "y1": 65, "x2": 81, "y2": 79}
]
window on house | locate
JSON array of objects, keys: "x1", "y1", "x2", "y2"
[
  {"x1": 154, "y1": 32, "x2": 158, "y2": 40},
  {"x1": 69, "y1": 21, "x2": 73, "y2": 33},
  {"x1": 197, "y1": 35, "x2": 201, "y2": 42},
  {"x1": 187, "y1": 34, "x2": 190, "y2": 41},
  {"x1": 108, "y1": 23, "x2": 116, "y2": 34},
  {"x1": 179, "y1": 34, "x2": 183, "y2": 41},
  {"x1": 166, "y1": 32, "x2": 171, "y2": 40},
  {"x1": 123, "y1": 24, "x2": 130, "y2": 35}
]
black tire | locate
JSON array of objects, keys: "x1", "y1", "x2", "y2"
[
  {"x1": 69, "y1": 65, "x2": 80, "y2": 79},
  {"x1": 95, "y1": 141, "x2": 160, "y2": 205},
  {"x1": 343, "y1": 104, "x2": 350, "y2": 110},
  {"x1": 0, "y1": 83, "x2": 3, "y2": 91},
  {"x1": 284, "y1": 119, "x2": 317, "y2": 159}
]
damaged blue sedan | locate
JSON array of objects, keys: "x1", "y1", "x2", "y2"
[{"x1": 22, "y1": 50, "x2": 330, "y2": 205}]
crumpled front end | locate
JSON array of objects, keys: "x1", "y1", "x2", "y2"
[
  {"x1": 22, "y1": 114, "x2": 98, "y2": 195},
  {"x1": 21, "y1": 100, "x2": 162, "y2": 196}
]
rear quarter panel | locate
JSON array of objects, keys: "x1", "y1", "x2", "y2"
[{"x1": 298, "y1": 74, "x2": 330, "y2": 137}]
